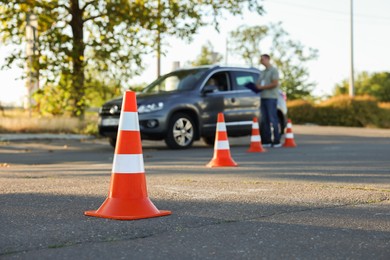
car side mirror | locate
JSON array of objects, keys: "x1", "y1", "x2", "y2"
[{"x1": 202, "y1": 85, "x2": 218, "y2": 95}]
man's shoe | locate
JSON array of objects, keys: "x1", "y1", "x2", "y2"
[
  {"x1": 262, "y1": 143, "x2": 272, "y2": 148},
  {"x1": 272, "y1": 142, "x2": 282, "y2": 148}
]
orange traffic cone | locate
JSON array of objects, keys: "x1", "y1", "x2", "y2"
[
  {"x1": 206, "y1": 113, "x2": 238, "y2": 167},
  {"x1": 85, "y1": 91, "x2": 171, "y2": 220},
  {"x1": 283, "y1": 119, "x2": 297, "y2": 148},
  {"x1": 247, "y1": 117, "x2": 266, "y2": 153}
]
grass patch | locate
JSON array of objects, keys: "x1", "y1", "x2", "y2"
[{"x1": 0, "y1": 108, "x2": 99, "y2": 135}]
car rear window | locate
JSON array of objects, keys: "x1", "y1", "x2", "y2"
[{"x1": 232, "y1": 71, "x2": 260, "y2": 91}]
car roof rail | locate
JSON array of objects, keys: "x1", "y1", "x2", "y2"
[
  {"x1": 218, "y1": 63, "x2": 258, "y2": 69},
  {"x1": 172, "y1": 65, "x2": 214, "y2": 71},
  {"x1": 170, "y1": 64, "x2": 258, "y2": 72}
]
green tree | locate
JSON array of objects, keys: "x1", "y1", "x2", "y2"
[
  {"x1": 334, "y1": 71, "x2": 390, "y2": 102},
  {"x1": 229, "y1": 22, "x2": 318, "y2": 100},
  {"x1": 334, "y1": 72, "x2": 369, "y2": 96},
  {"x1": 191, "y1": 41, "x2": 223, "y2": 66},
  {"x1": 0, "y1": 0, "x2": 264, "y2": 117},
  {"x1": 33, "y1": 69, "x2": 122, "y2": 115},
  {"x1": 228, "y1": 25, "x2": 268, "y2": 66},
  {"x1": 84, "y1": 71, "x2": 123, "y2": 108}
]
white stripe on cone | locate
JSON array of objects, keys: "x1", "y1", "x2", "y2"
[
  {"x1": 112, "y1": 154, "x2": 145, "y2": 174},
  {"x1": 118, "y1": 112, "x2": 140, "y2": 131},
  {"x1": 215, "y1": 140, "x2": 230, "y2": 150},
  {"x1": 251, "y1": 135, "x2": 261, "y2": 142},
  {"x1": 216, "y1": 122, "x2": 226, "y2": 131},
  {"x1": 285, "y1": 133, "x2": 294, "y2": 138}
]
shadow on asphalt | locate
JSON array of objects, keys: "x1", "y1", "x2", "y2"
[{"x1": 1, "y1": 193, "x2": 389, "y2": 258}]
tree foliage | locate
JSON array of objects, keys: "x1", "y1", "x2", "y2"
[
  {"x1": 190, "y1": 41, "x2": 223, "y2": 66},
  {"x1": 0, "y1": 0, "x2": 264, "y2": 117},
  {"x1": 229, "y1": 22, "x2": 318, "y2": 100},
  {"x1": 228, "y1": 25, "x2": 268, "y2": 66},
  {"x1": 334, "y1": 71, "x2": 390, "y2": 102}
]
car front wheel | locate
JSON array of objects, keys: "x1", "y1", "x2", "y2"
[{"x1": 165, "y1": 113, "x2": 195, "y2": 149}]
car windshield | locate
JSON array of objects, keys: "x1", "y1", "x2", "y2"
[{"x1": 142, "y1": 68, "x2": 208, "y2": 94}]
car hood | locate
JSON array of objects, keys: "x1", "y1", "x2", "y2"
[
  {"x1": 136, "y1": 91, "x2": 189, "y2": 104},
  {"x1": 103, "y1": 91, "x2": 190, "y2": 107}
]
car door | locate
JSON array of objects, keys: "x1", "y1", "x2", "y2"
[
  {"x1": 223, "y1": 70, "x2": 260, "y2": 135},
  {"x1": 198, "y1": 71, "x2": 226, "y2": 136},
  {"x1": 199, "y1": 69, "x2": 260, "y2": 136},
  {"x1": 199, "y1": 70, "x2": 243, "y2": 134}
]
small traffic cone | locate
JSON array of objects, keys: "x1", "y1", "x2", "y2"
[
  {"x1": 206, "y1": 113, "x2": 238, "y2": 167},
  {"x1": 283, "y1": 119, "x2": 297, "y2": 148},
  {"x1": 85, "y1": 91, "x2": 171, "y2": 220},
  {"x1": 247, "y1": 117, "x2": 266, "y2": 153}
]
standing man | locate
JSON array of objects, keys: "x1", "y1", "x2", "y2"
[{"x1": 256, "y1": 54, "x2": 281, "y2": 148}]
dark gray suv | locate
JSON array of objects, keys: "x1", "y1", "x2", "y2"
[{"x1": 98, "y1": 65, "x2": 287, "y2": 149}]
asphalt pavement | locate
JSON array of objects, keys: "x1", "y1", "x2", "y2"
[{"x1": 0, "y1": 125, "x2": 389, "y2": 259}]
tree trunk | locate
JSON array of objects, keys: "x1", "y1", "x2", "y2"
[{"x1": 70, "y1": 0, "x2": 85, "y2": 118}]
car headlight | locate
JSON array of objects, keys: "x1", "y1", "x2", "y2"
[
  {"x1": 138, "y1": 102, "x2": 164, "y2": 114},
  {"x1": 109, "y1": 105, "x2": 120, "y2": 114}
]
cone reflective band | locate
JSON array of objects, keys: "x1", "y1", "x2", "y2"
[
  {"x1": 285, "y1": 132, "x2": 294, "y2": 139},
  {"x1": 113, "y1": 111, "x2": 144, "y2": 174},
  {"x1": 283, "y1": 119, "x2": 297, "y2": 148},
  {"x1": 85, "y1": 91, "x2": 171, "y2": 220},
  {"x1": 112, "y1": 154, "x2": 144, "y2": 173},
  {"x1": 247, "y1": 117, "x2": 266, "y2": 153},
  {"x1": 214, "y1": 121, "x2": 229, "y2": 150},
  {"x1": 206, "y1": 113, "x2": 238, "y2": 167}
]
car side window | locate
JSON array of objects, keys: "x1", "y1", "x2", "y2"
[
  {"x1": 232, "y1": 71, "x2": 260, "y2": 91},
  {"x1": 207, "y1": 71, "x2": 230, "y2": 91}
]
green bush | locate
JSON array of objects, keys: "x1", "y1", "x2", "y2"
[
  {"x1": 378, "y1": 105, "x2": 390, "y2": 128},
  {"x1": 287, "y1": 95, "x2": 390, "y2": 128},
  {"x1": 286, "y1": 100, "x2": 316, "y2": 124}
]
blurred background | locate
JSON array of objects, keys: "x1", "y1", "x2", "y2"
[{"x1": 1, "y1": 0, "x2": 389, "y2": 133}]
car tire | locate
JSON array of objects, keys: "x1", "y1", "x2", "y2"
[
  {"x1": 164, "y1": 113, "x2": 196, "y2": 149},
  {"x1": 108, "y1": 137, "x2": 116, "y2": 148},
  {"x1": 202, "y1": 136, "x2": 215, "y2": 146}
]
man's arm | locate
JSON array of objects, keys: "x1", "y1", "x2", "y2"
[
  {"x1": 256, "y1": 68, "x2": 279, "y2": 90},
  {"x1": 257, "y1": 79, "x2": 278, "y2": 90}
]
